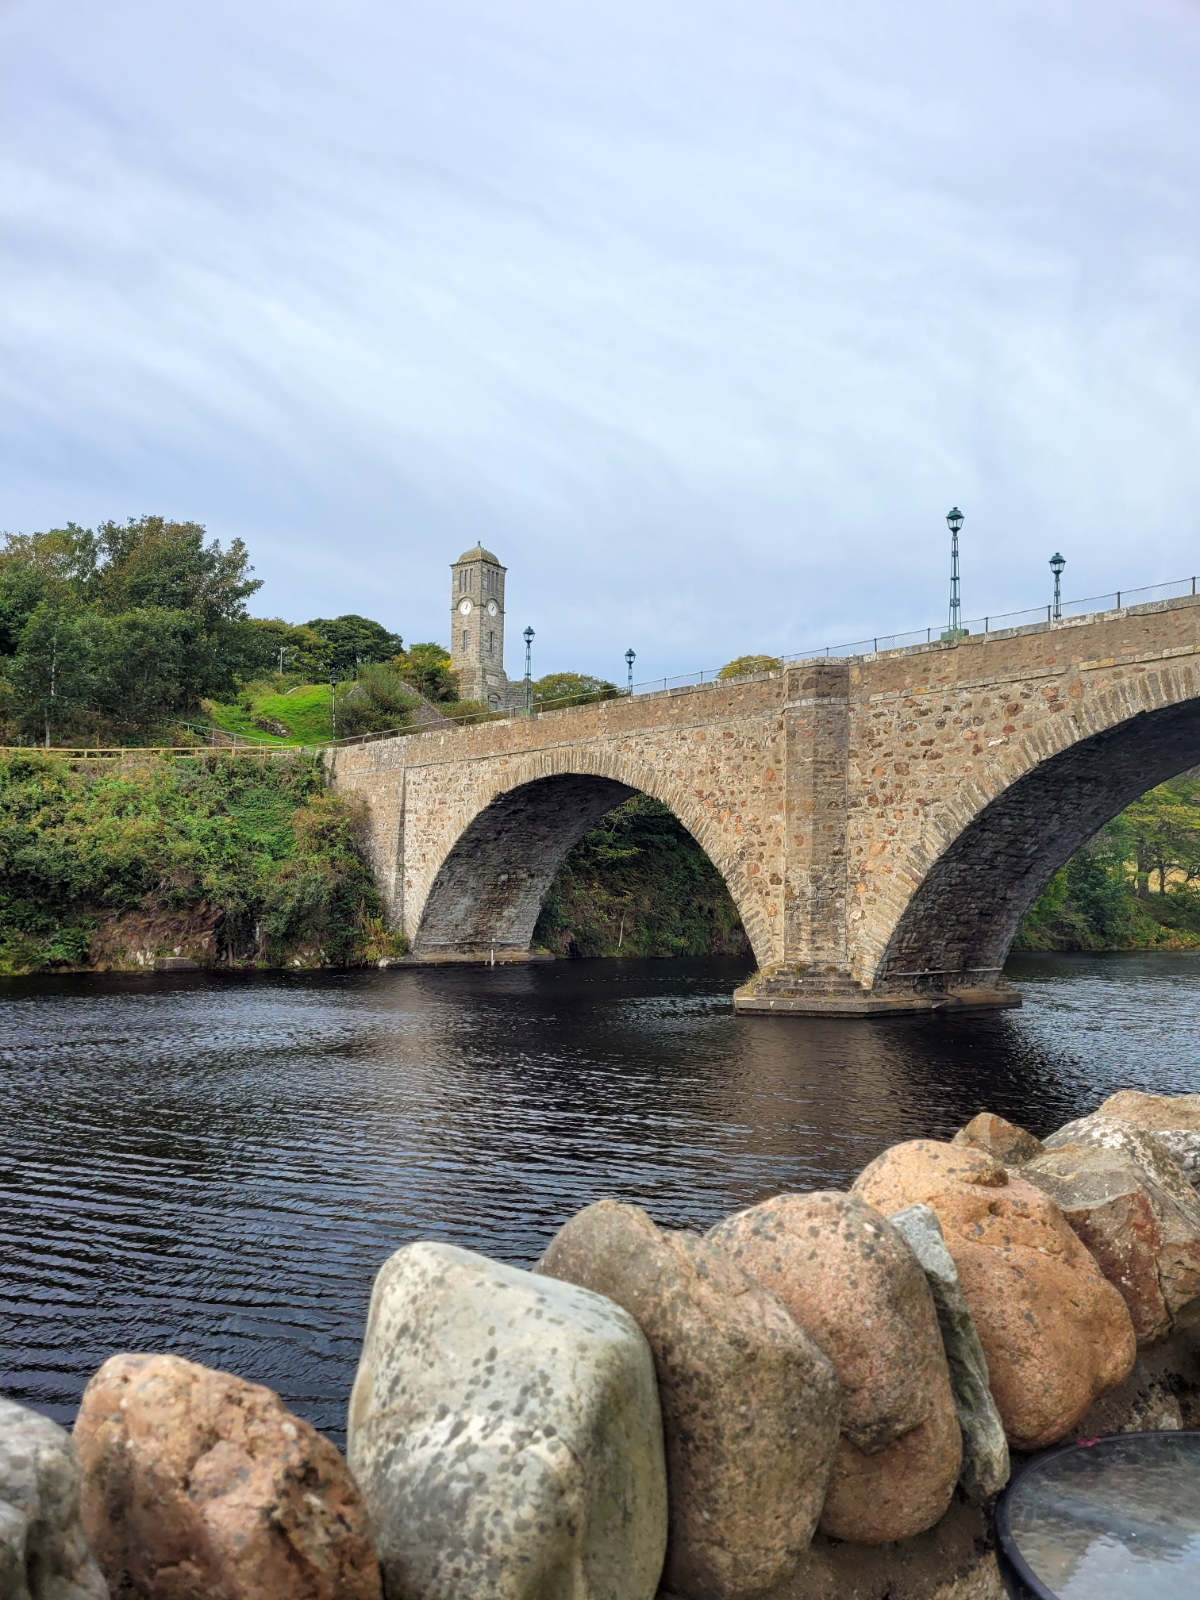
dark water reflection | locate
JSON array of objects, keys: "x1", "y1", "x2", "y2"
[{"x1": 2, "y1": 952, "x2": 1199, "y2": 1444}]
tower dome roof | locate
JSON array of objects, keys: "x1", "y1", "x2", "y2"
[{"x1": 455, "y1": 543, "x2": 502, "y2": 565}]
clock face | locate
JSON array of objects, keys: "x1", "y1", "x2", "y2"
[
  {"x1": 487, "y1": 600, "x2": 498, "y2": 616},
  {"x1": 458, "y1": 599, "x2": 473, "y2": 615}
]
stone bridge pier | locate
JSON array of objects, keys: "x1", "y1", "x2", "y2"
[{"x1": 330, "y1": 594, "x2": 1200, "y2": 1015}]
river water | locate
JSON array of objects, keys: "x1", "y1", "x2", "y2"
[{"x1": 2, "y1": 951, "x2": 1198, "y2": 1444}]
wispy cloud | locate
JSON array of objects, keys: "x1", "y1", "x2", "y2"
[{"x1": 2, "y1": 0, "x2": 1197, "y2": 681}]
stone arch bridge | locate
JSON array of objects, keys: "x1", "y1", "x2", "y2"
[{"x1": 330, "y1": 594, "x2": 1200, "y2": 1014}]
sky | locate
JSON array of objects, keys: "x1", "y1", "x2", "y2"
[{"x1": 2, "y1": 0, "x2": 1198, "y2": 686}]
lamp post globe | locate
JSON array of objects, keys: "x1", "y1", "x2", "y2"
[{"x1": 625, "y1": 647, "x2": 636, "y2": 695}]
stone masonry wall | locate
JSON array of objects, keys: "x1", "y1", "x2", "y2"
[
  {"x1": 846, "y1": 597, "x2": 1200, "y2": 989},
  {"x1": 331, "y1": 596, "x2": 1200, "y2": 998},
  {"x1": 331, "y1": 675, "x2": 791, "y2": 966}
]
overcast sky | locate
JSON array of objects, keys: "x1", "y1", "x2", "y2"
[{"x1": 2, "y1": 0, "x2": 1197, "y2": 684}]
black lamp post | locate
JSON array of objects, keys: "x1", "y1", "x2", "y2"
[
  {"x1": 523, "y1": 626, "x2": 534, "y2": 715},
  {"x1": 329, "y1": 669, "x2": 339, "y2": 742},
  {"x1": 625, "y1": 647, "x2": 636, "y2": 695},
  {"x1": 1050, "y1": 551, "x2": 1066, "y2": 621},
  {"x1": 946, "y1": 506, "x2": 965, "y2": 637}
]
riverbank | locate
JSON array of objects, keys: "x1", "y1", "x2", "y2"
[{"x1": 0, "y1": 749, "x2": 406, "y2": 976}]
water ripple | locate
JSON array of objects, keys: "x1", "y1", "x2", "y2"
[{"x1": 3, "y1": 952, "x2": 1199, "y2": 1445}]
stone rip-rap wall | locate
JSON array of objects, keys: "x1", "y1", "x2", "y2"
[{"x1": 6, "y1": 1090, "x2": 1200, "y2": 1599}]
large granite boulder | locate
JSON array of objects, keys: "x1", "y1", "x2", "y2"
[
  {"x1": 538, "y1": 1199, "x2": 839, "y2": 1599},
  {"x1": 852, "y1": 1140, "x2": 1135, "y2": 1450},
  {"x1": 74, "y1": 1353, "x2": 380, "y2": 1600},
  {"x1": 888, "y1": 1204, "x2": 1009, "y2": 1504},
  {"x1": 348, "y1": 1241, "x2": 667, "y2": 1600},
  {"x1": 951, "y1": 1112, "x2": 1043, "y2": 1166},
  {"x1": 707, "y1": 1191, "x2": 961, "y2": 1545},
  {"x1": 1053, "y1": 1097, "x2": 1200, "y2": 1189},
  {"x1": 0, "y1": 1397, "x2": 107, "y2": 1600},
  {"x1": 1023, "y1": 1135, "x2": 1200, "y2": 1343}
]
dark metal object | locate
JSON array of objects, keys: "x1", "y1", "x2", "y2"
[
  {"x1": 1050, "y1": 552, "x2": 1066, "y2": 620},
  {"x1": 995, "y1": 1430, "x2": 1200, "y2": 1599},
  {"x1": 523, "y1": 626, "x2": 534, "y2": 714},
  {"x1": 945, "y1": 507, "x2": 966, "y2": 639}
]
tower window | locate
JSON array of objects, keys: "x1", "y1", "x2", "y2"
[
  {"x1": 461, "y1": 630, "x2": 468, "y2": 653},
  {"x1": 488, "y1": 631, "x2": 495, "y2": 655},
  {"x1": 458, "y1": 568, "x2": 466, "y2": 592}
]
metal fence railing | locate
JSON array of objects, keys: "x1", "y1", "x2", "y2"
[
  {"x1": 625, "y1": 575, "x2": 1200, "y2": 697},
  {"x1": 0, "y1": 745, "x2": 306, "y2": 760}
]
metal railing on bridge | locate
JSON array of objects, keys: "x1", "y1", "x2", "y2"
[
  {"x1": 329, "y1": 573, "x2": 1200, "y2": 748},
  {"x1": 628, "y1": 574, "x2": 1200, "y2": 696}
]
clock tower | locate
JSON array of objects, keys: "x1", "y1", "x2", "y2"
[{"x1": 450, "y1": 544, "x2": 513, "y2": 709}]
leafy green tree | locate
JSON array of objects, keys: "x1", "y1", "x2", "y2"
[
  {"x1": 10, "y1": 602, "x2": 92, "y2": 746},
  {"x1": 394, "y1": 641, "x2": 457, "y2": 703},
  {"x1": 85, "y1": 608, "x2": 207, "y2": 735},
  {"x1": 532, "y1": 672, "x2": 618, "y2": 709},
  {"x1": 1124, "y1": 777, "x2": 1200, "y2": 894},
  {"x1": 306, "y1": 615, "x2": 404, "y2": 676},
  {"x1": 717, "y1": 654, "x2": 782, "y2": 680},
  {"x1": 89, "y1": 517, "x2": 261, "y2": 625},
  {"x1": 0, "y1": 525, "x2": 96, "y2": 654},
  {"x1": 0, "y1": 561, "x2": 53, "y2": 657},
  {"x1": 235, "y1": 618, "x2": 331, "y2": 681}
]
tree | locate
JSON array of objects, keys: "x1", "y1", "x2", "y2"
[
  {"x1": 10, "y1": 602, "x2": 92, "y2": 746},
  {"x1": 394, "y1": 642, "x2": 457, "y2": 703},
  {"x1": 532, "y1": 672, "x2": 618, "y2": 710},
  {"x1": 1124, "y1": 778, "x2": 1200, "y2": 894},
  {"x1": 0, "y1": 524, "x2": 95, "y2": 654},
  {"x1": 235, "y1": 618, "x2": 331, "y2": 680},
  {"x1": 85, "y1": 608, "x2": 208, "y2": 734},
  {"x1": 717, "y1": 654, "x2": 781, "y2": 680},
  {"x1": 306, "y1": 615, "x2": 404, "y2": 676},
  {"x1": 89, "y1": 517, "x2": 261, "y2": 625}
]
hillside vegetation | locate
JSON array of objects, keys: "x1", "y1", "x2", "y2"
[
  {"x1": 534, "y1": 796, "x2": 750, "y2": 959},
  {"x1": 1015, "y1": 775, "x2": 1200, "y2": 952},
  {"x1": 0, "y1": 750, "x2": 404, "y2": 975}
]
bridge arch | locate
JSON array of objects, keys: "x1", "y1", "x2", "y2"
[
  {"x1": 868, "y1": 664, "x2": 1200, "y2": 994},
  {"x1": 410, "y1": 755, "x2": 769, "y2": 965}
]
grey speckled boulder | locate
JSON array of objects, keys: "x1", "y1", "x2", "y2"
[
  {"x1": 0, "y1": 1397, "x2": 107, "y2": 1600},
  {"x1": 889, "y1": 1204, "x2": 1009, "y2": 1504},
  {"x1": 1092, "y1": 1093, "x2": 1200, "y2": 1190},
  {"x1": 347, "y1": 1241, "x2": 667, "y2": 1600},
  {"x1": 538, "y1": 1199, "x2": 839, "y2": 1600}
]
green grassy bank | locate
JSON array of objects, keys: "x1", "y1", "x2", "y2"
[{"x1": 0, "y1": 750, "x2": 405, "y2": 976}]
